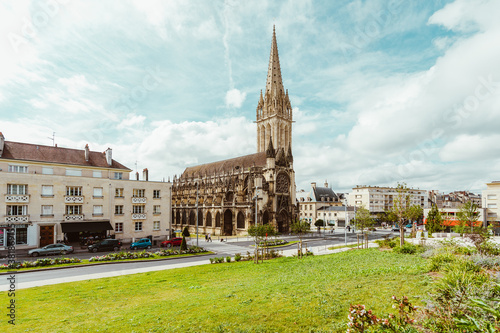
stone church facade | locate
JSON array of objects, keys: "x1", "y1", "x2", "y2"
[{"x1": 171, "y1": 27, "x2": 296, "y2": 236}]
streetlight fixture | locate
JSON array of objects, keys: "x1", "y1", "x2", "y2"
[{"x1": 195, "y1": 181, "x2": 199, "y2": 247}]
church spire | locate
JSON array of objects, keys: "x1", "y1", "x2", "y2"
[{"x1": 265, "y1": 25, "x2": 284, "y2": 99}]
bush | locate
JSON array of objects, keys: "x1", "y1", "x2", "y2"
[
  {"x1": 393, "y1": 243, "x2": 424, "y2": 255},
  {"x1": 469, "y1": 255, "x2": 500, "y2": 270},
  {"x1": 225, "y1": 256, "x2": 231, "y2": 263},
  {"x1": 376, "y1": 236, "x2": 399, "y2": 249},
  {"x1": 234, "y1": 253, "x2": 241, "y2": 262},
  {"x1": 427, "y1": 252, "x2": 457, "y2": 272}
]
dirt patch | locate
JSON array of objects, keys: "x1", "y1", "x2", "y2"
[{"x1": 426, "y1": 271, "x2": 443, "y2": 280}]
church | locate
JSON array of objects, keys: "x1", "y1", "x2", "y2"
[{"x1": 171, "y1": 27, "x2": 296, "y2": 236}]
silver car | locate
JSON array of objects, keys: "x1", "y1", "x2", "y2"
[{"x1": 28, "y1": 244, "x2": 74, "y2": 257}]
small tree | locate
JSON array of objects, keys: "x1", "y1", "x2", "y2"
[
  {"x1": 314, "y1": 219, "x2": 324, "y2": 233},
  {"x1": 456, "y1": 201, "x2": 479, "y2": 235},
  {"x1": 291, "y1": 219, "x2": 310, "y2": 258},
  {"x1": 426, "y1": 204, "x2": 443, "y2": 234},
  {"x1": 355, "y1": 206, "x2": 374, "y2": 233},
  {"x1": 248, "y1": 224, "x2": 276, "y2": 263},
  {"x1": 180, "y1": 226, "x2": 190, "y2": 251},
  {"x1": 391, "y1": 182, "x2": 412, "y2": 246}
]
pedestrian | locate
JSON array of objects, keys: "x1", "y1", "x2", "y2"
[
  {"x1": 208, "y1": 233, "x2": 212, "y2": 242},
  {"x1": 205, "y1": 234, "x2": 208, "y2": 242}
]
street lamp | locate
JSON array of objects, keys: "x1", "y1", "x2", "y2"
[
  {"x1": 344, "y1": 198, "x2": 348, "y2": 246},
  {"x1": 195, "y1": 181, "x2": 199, "y2": 247}
]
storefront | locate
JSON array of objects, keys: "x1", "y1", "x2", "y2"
[
  {"x1": 0, "y1": 224, "x2": 30, "y2": 247},
  {"x1": 60, "y1": 221, "x2": 113, "y2": 246}
]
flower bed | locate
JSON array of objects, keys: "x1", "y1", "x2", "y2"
[
  {"x1": 1, "y1": 257, "x2": 82, "y2": 270},
  {"x1": 258, "y1": 239, "x2": 288, "y2": 247},
  {"x1": 155, "y1": 246, "x2": 207, "y2": 257},
  {"x1": 89, "y1": 247, "x2": 208, "y2": 262}
]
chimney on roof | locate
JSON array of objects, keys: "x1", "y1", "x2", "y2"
[
  {"x1": 136, "y1": 172, "x2": 139, "y2": 181},
  {"x1": 0, "y1": 132, "x2": 4, "y2": 157},
  {"x1": 143, "y1": 168, "x2": 148, "y2": 181},
  {"x1": 105, "y1": 148, "x2": 112, "y2": 166},
  {"x1": 84, "y1": 144, "x2": 90, "y2": 162},
  {"x1": 324, "y1": 180, "x2": 328, "y2": 188},
  {"x1": 311, "y1": 182, "x2": 316, "y2": 189}
]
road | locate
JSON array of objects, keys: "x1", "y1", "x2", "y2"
[{"x1": 0, "y1": 229, "x2": 393, "y2": 291}]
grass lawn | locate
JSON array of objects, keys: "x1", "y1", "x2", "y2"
[{"x1": 1, "y1": 249, "x2": 430, "y2": 332}]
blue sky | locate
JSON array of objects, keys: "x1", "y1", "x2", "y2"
[{"x1": 1, "y1": 0, "x2": 499, "y2": 194}]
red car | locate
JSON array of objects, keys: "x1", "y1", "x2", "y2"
[{"x1": 161, "y1": 237, "x2": 183, "y2": 248}]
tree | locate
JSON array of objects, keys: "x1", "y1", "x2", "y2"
[
  {"x1": 291, "y1": 219, "x2": 310, "y2": 258},
  {"x1": 314, "y1": 219, "x2": 324, "y2": 233},
  {"x1": 426, "y1": 204, "x2": 443, "y2": 234},
  {"x1": 248, "y1": 224, "x2": 276, "y2": 263},
  {"x1": 180, "y1": 226, "x2": 190, "y2": 251},
  {"x1": 407, "y1": 205, "x2": 423, "y2": 223},
  {"x1": 355, "y1": 206, "x2": 374, "y2": 233},
  {"x1": 456, "y1": 201, "x2": 479, "y2": 235},
  {"x1": 390, "y1": 182, "x2": 415, "y2": 246}
]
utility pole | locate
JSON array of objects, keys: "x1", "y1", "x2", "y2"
[{"x1": 195, "y1": 181, "x2": 199, "y2": 247}]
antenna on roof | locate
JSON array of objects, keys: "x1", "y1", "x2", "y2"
[{"x1": 48, "y1": 132, "x2": 55, "y2": 146}]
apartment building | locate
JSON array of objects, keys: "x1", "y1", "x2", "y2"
[
  {"x1": 428, "y1": 190, "x2": 482, "y2": 209},
  {"x1": 349, "y1": 185, "x2": 428, "y2": 213},
  {"x1": 296, "y1": 181, "x2": 345, "y2": 223},
  {"x1": 0, "y1": 133, "x2": 171, "y2": 249},
  {"x1": 482, "y1": 181, "x2": 500, "y2": 227}
]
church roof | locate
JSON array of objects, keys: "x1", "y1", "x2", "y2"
[{"x1": 181, "y1": 152, "x2": 267, "y2": 178}]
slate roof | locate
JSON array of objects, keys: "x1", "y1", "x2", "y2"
[
  {"x1": 0, "y1": 141, "x2": 131, "y2": 170},
  {"x1": 181, "y1": 152, "x2": 267, "y2": 178}
]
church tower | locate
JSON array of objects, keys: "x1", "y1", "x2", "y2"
[{"x1": 256, "y1": 26, "x2": 293, "y2": 153}]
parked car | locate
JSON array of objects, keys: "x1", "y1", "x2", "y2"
[
  {"x1": 160, "y1": 237, "x2": 183, "y2": 248},
  {"x1": 391, "y1": 225, "x2": 400, "y2": 232},
  {"x1": 405, "y1": 223, "x2": 413, "y2": 229},
  {"x1": 29, "y1": 244, "x2": 74, "y2": 257},
  {"x1": 88, "y1": 239, "x2": 122, "y2": 253},
  {"x1": 130, "y1": 238, "x2": 152, "y2": 250}
]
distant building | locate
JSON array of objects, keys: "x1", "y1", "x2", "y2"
[
  {"x1": 428, "y1": 190, "x2": 482, "y2": 209},
  {"x1": 349, "y1": 185, "x2": 428, "y2": 213},
  {"x1": 296, "y1": 181, "x2": 345, "y2": 223},
  {"x1": 316, "y1": 206, "x2": 355, "y2": 228},
  {"x1": 0, "y1": 133, "x2": 171, "y2": 249},
  {"x1": 482, "y1": 181, "x2": 500, "y2": 227}
]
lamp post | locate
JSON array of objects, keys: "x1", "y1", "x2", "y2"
[
  {"x1": 344, "y1": 198, "x2": 349, "y2": 246},
  {"x1": 195, "y1": 181, "x2": 199, "y2": 247}
]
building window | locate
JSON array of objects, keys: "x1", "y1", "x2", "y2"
[
  {"x1": 7, "y1": 205, "x2": 27, "y2": 216},
  {"x1": 133, "y1": 205, "x2": 145, "y2": 214},
  {"x1": 66, "y1": 186, "x2": 82, "y2": 196},
  {"x1": 65, "y1": 205, "x2": 82, "y2": 215},
  {"x1": 114, "y1": 172, "x2": 123, "y2": 180},
  {"x1": 7, "y1": 184, "x2": 27, "y2": 195},
  {"x1": 115, "y1": 223, "x2": 123, "y2": 233},
  {"x1": 8, "y1": 165, "x2": 28, "y2": 173},
  {"x1": 93, "y1": 187, "x2": 103, "y2": 198},
  {"x1": 135, "y1": 222, "x2": 143, "y2": 231},
  {"x1": 153, "y1": 221, "x2": 160, "y2": 230},
  {"x1": 488, "y1": 203, "x2": 497, "y2": 209},
  {"x1": 66, "y1": 169, "x2": 82, "y2": 176},
  {"x1": 42, "y1": 185, "x2": 53, "y2": 196},
  {"x1": 488, "y1": 194, "x2": 497, "y2": 200},
  {"x1": 42, "y1": 167, "x2": 53, "y2": 175},
  {"x1": 93, "y1": 171, "x2": 102, "y2": 178},
  {"x1": 153, "y1": 190, "x2": 160, "y2": 199},
  {"x1": 115, "y1": 188, "x2": 124, "y2": 198},
  {"x1": 41, "y1": 205, "x2": 53, "y2": 216},
  {"x1": 93, "y1": 205, "x2": 103, "y2": 216},
  {"x1": 153, "y1": 205, "x2": 161, "y2": 214},
  {"x1": 309, "y1": 205, "x2": 312, "y2": 210},
  {"x1": 133, "y1": 189, "x2": 145, "y2": 198},
  {"x1": 115, "y1": 205, "x2": 124, "y2": 215}
]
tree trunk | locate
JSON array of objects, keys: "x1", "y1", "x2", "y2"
[{"x1": 399, "y1": 222, "x2": 405, "y2": 246}]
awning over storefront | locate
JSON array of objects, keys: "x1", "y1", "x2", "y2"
[{"x1": 61, "y1": 221, "x2": 113, "y2": 233}]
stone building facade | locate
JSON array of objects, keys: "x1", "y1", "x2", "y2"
[{"x1": 171, "y1": 27, "x2": 296, "y2": 236}]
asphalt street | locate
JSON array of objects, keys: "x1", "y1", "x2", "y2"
[{"x1": 0, "y1": 229, "x2": 393, "y2": 291}]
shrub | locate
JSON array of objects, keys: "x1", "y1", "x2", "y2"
[
  {"x1": 469, "y1": 255, "x2": 500, "y2": 270},
  {"x1": 225, "y1": 256, "x2": 231, "y2": 263},
  {"x1": 234, "y1": 253, "x2": 241, "y2": 262},
  {"x1": 393, "y1": 243, "x2": 424, "y2": 255},
  {"x1": 427, "y1": 252, "x2": 457, "y2": 272}
]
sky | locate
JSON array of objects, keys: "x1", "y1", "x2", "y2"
[{"x1": 0, "y1": 0, "x2": 499, "y2": 194}]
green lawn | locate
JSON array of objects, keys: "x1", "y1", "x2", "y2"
[{"x1": 1, "y1": 249, "x2": 430, "y2": 332}]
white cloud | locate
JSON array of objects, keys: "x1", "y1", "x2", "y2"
[
  {"x1": 117, "y1": 114, "x2": 146, "y2": 129},
  {"x1": 225, "y1": 88, "x2": 246, "y2": 108}
]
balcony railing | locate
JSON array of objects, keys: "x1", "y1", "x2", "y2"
[
  {"x1": 5, "y1": 215, "x2": 29, "y2": 223},
  {"x1": 132, "y1": 213, "x2": 146, "y2": 220},
  {"x1": 5, "y1": 194, "x2": 30, "y2": 203},
  {"x1": 64, "y1": 214, "x2": 84, "y2": 221},
  {"x1": 65, "y1": 196, "x2": 84, "y2": 203},
  {"x1": 132, "y1": 197, "x2": 147, "y2": 204}
]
